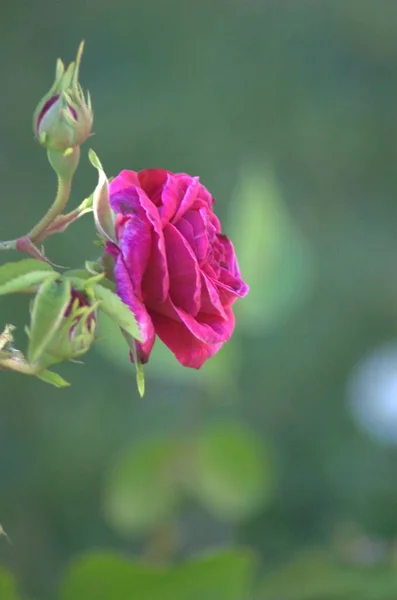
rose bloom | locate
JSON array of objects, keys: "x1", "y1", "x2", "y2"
[{"x1": 106, "y1": 169, "x2": 248, "y2": 368}]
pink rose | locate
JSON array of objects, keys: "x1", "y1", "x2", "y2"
[{"x1": 105, "y1": 169, "x2": 248, "y2": 368}]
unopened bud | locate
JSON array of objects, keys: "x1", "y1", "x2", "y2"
[
  {"x1": 45, "y1": 287, "x2": 97, "y2": 363},
  {"x1": 33, "y1": 42, "x2": 93, "y2": 152}
]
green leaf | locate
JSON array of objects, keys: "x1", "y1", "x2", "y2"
[
  {"x1": 0, "y1": 566, "x2": 21, "y2": 600},
  {"x1": 229, "y1": 167, "x2": 314, "y2": 333},
  {"x1": 60, "y1": 549, "x2": 254, "y2": 600},
  {"x1": 37, "y1": 369, "x2": 70, "y2": 388},
  {"x1": 0, "y1": 259, "x2": 54, "y2": 295},
  {"x1": 27, "y1": 275, "x2": 71, "y2": 364},
  {"x1": 60, "y1": 553, "x2": 164, "y2": 600},
  {"x1": 102, "y1": 437, "x2": 181, "y2": 534},
  {"x1": 185, "y1": 423, "x2": 273, "y2": 522},
  {"x1": 93, "y1": 284, "x2": 142, "y2": 341},
  {"x1": 169, "y1": 549, "x2": 254, "y2": 600},
  {"x1": 258, "y1": 549, "x2": 397, "y2": 600}
]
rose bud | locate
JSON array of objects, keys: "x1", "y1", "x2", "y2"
[
  {"x1": 105, "y1": 169, "x2": 249, "y2": 368},
  {"x1": 33, "y1": 41, "x2": 93, "y2": 152},
  {"x1": 45, "y1": 287, "x2": 97, "y2": 364}
]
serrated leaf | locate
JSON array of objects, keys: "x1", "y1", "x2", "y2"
[
  {"x1": 0, "y1": 259, "x2": 54, "y2": 295},
  {"x1": 37, "y1": 369, "x2": 70, "y2": 388},
  {"x1": 28, "y1": 276, "x2": 71, "y2": 364},
  {"x1": 93, "y1": 284, "x2": 142, "y2": 341}
]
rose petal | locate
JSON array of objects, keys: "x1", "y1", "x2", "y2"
[
  {"x1": 110, "y1": 178, "x2": 169, "y2": 303},
  {"x1": 113, "y1": 253, "x2": 156, "y2": 363},
  {"x1": 137, "y1": 169, "x2": 170, "y2": 206},
  {"x1": 171, "y1": 175, "x2": 201, "y2": 222},
  {"x1": 217, "y1": 234, "x2": 242, "y2": 277},
  {"x1": 109, "y1": 170, "x2": 140, "y2": 196},
  {"x1": 117, "y1": 213, "x2": 152, "y2": 299},
  {"x1": 174, "y1": 217, "x2": 196, "y2": 254},
  {"x1": 157, "y1": 174, "x2": 181, "y2": 225},
  {"x1": 150, "y1": 311, "x2": 224, "y2": 369},
  {"x1": 183, "y1": 209, "x2": 209, "y2": 263},
  {"x1": 200, "y1": 273, "x2": 228, "y2": 319},
  {"x1": 150, "y1": 296, "x2": 234, "y2": 346},
  {"x1": 163, "y1": 223, "x2": 201, "y2": 316}
]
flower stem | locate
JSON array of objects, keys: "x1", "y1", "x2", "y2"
[
  {"x1": 0, "y1": 240, "x2": 17, "y2": 251},
  {"x1": 0, "y1": 146, "x2": 80, "y2": 255},
  {"x1": 28, "y1": 176, "x2": 72, "y2": 242}
]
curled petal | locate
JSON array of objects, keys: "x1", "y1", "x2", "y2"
[
  {"x1": 150, "y1": 311, "x2": 224, "y2": 369},
  {"x1": 113, "y1": 253, "x2": 156, "y2": 362},
  {"x1": 163, "y1": 223, "x2": 201, "y2": 316},
  {"x1": 110, "y1": 185, "x2": 170, "y2": 303}
]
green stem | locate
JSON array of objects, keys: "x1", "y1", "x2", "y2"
[
  {"x1": 0, "y1": 146, "x2": 80, "y2": 254},
  {"x1": 28, "y1": 176, "x2": 72, "y2": 242},
  {"x1": 0, "y1": 240, "x2": 17, "y2": 251}
]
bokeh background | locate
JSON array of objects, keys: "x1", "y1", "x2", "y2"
[{"x1": 2, "y1": 0, "x2": 397, "y2": 598}]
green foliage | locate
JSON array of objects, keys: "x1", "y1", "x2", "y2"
[
  {"x1": 259, "y1": 550, "x2": 397, "y2": 600},
  {"x1": 37, "y1": 369, "x2": 70, "y2": 387},
  {"x1": 185, "y1": 423, "x2": 273, "y2": 522},
  {"x1": 0, "y1": 259, "x2": 54, "y2": 295},
  {"x1": 93, "y1": 284, "x2": 141, "y2": 342},
  {"x1": 0, "y1": 567, "x2": 21, "y2": 600},
  {"x1": 102, "y1": 424, "x2": 272, "y2": 536},
  {"x1": 27, "y1": 275, "x2": 71, "y2": 365},
  {"x1": 102, "y1": 437, "x2": 182, "y2": 534},
  {"x1": 230, "y1": 168, "x2": 314, "y2": 332},
  {"x1": 60, "y1": 549, "x2": 254, "y2": 600}
]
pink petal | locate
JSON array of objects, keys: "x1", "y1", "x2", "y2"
[
  {"x1": 163, "y1": 223, "x2": 201, "y2": 316},
  {"x1": 171, "y1": 175, "x2": 201, "y2": 223},
  {"x1": 113, "y1": 253, "x2": 156, "y2": 363},
  {"x1": 217, "y1": 234, "x2": 242, "y2": 277},
  {"x1": 183, "y1": 209, "x2": 209, "y2": 263},
  {"x1": 150, "y1": 296, "x2": 234, "y2": 346},
  {"x1": 156, "y1": 174, "x2": 181, "y2": 225},
  {"x1": 109, "y1": 170, "x2": 140, "y2": 196},
  {"x1": 137, "y1": 169, "x2": 170, "y2": 206},
  {"x1": 110, "y1": 183, "x2": 169, "y2": 303},
  {"x1": 174, "y1": 217, "x2": 196, "y2": 254},
  {"x1": 117, "y1": 212, "x2": 152, "y2": 300},
  {"x1": 200, "y1": 273, "x2": 228, "y2": 319},
  {"x1": 150, "y1": 311, "x2": 224, "y2": 369}
]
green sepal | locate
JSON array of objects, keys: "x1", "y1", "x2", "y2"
[
  {"x1": 37, "y1": 369, "x2": 70, "y2": 388},
  {"x1": 89, "y1": 149, "x2": 116, "y2": 243},
  {"x1": 120, "y1": 329, "x2": 145, "y2": 398},
  {"x1": 27, "y1": 275, "x2": 72, "y2": 365}
]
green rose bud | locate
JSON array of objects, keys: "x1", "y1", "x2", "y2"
[
  {"x1": 45, "y1": 287, "x2": 97, "y2": 363},
  {"x1": 33, "y1": 41, "x2": 93, "y2": 152}
]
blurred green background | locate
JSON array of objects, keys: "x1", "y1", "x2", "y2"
[{"x1": 2, "y1": 0, "x2": 397, "y2": 598}]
